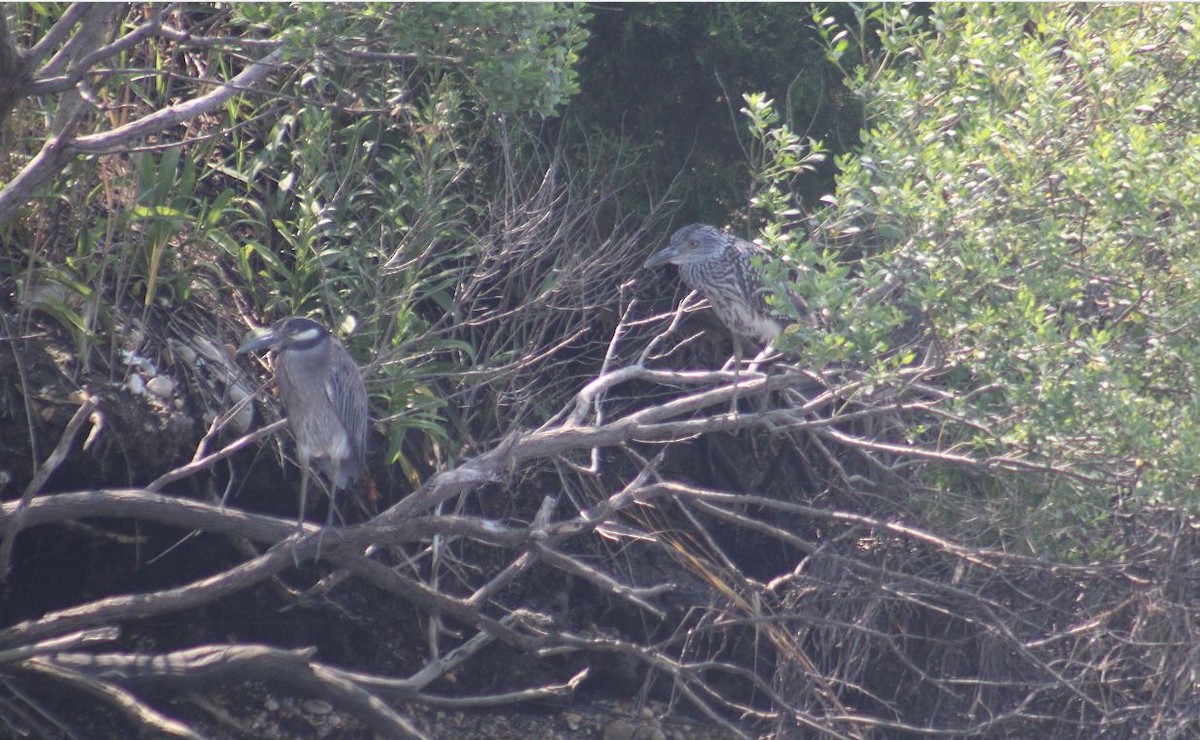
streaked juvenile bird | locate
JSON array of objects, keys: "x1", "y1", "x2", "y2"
[
  {"x1": 644, "y1": 223, "x2": 799, "y2": 346},
  {"x1": 238, "y1": 316, "x2": 368, "y2": 552}
]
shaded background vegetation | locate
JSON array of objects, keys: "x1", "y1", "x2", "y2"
[
  {"x1": 1, "y1": 3, "x2": 1199, "y2": 738},
  {"x1": 570, "y1": 3, "x2": 864, "y2": 222}
]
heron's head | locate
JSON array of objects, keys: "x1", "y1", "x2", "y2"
[
  {"x1": 237, "y1": 316, "x2": 329, "y2": 355},
  {"x1": 643, "y1": 224, "x2": 728, "y2": 268}
]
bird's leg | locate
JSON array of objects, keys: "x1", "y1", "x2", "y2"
[
  {"x1": 746, "y1": 341, "x2": 777, "y2": 375},
  {"x1": 324, "y1": 489, "x2": 340, "y2": 529},
  {"x1": 728, "y1": 333, "x2": 744, "y2": 415},
  {"x1": 292, "y1": 464, "x2": 310, "y2": 568},
  {"x1": 314, "y1": 469, "x2": 342, "y2": 563},
  {"x1": 720, "y1": 334, "x2": 742, "y2": 372},
  {"x1": 746, "y1": 341, "x2": 779, "y2": 414}
]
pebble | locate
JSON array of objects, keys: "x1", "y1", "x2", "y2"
[
  {"x1": 171, "y1": 340, "x2": 197, "y2": 365},
  {"x1": 603, "y1": 718, "x2": 666, "y2": 740},
  {"x1": 146, "y1": 375, "x2": 174, "y2": 398},
  {"x1": 127, "y1": 373, "x2": 146, "y2": 396},
  {"x1": 604, "y1": 720, "x2": 636, "y2": 740}
]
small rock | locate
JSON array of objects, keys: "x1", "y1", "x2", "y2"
[
  {"x1": 604, "y1": 720, "x2": 636, "y2": 740},
  {"x1": 192, "y1": 335, "x2": 227, "y2": 364},
  {"x1": 303, "y1": 699, "x2": 333, "y2": 715},
  {"x1": 604, "y1": 719, "x2": 665, "y2": 740},
  {"x1": 564, "y1": 711, "x2": 582, "y2": 730},
  {"x1": 127, "y1": 373, "x2": 146, "y2": 396},
  {"x1": 264, "y1": 697, "x2": 279, "y2": 712},
  {"x1": 228, "y1": 383, "x2": 254, "y2": 433},
  {"x1": 146, "y1": 375, "x2": 174, "y2": 398},
  {"x1": 170, "y1": 340, "x2": 197, "y2": 365}
]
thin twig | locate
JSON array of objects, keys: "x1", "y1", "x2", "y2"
[{"x1": 0, "y1": 397, "x2": 97, "y2": 579}]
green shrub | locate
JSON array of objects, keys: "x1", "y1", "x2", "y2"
[{"x1": 757, "y1": 4, "x2": 1200, "y2": 554}]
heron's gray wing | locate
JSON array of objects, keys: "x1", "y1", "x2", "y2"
[
  {"x1": 324, "y1": 345, "x2": 369, "y2": 475},
  {"x1": 731, "y1": 237, "x2": 806, "y2": 320}
]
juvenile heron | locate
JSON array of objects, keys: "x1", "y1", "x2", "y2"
[
  {"x1": 644, "y1": 223, "x2": 799, "y2": 349},
  {"x1": 238, "y1": 316, "x2": 368, "y2": 551}
]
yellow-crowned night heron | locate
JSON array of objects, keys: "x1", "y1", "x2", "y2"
[
  {"x1": 644, "y1": 223, "x2": 798, "y2": 348},
  {"x1": 238, "y1": 317, "x2": 368, "y2": 549}
]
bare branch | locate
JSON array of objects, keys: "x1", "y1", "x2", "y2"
[
  {"x1": 0, "y1": 42, "x2": 285, "y2": 225},
  {"x1": 35, "y1": 3, "x2": 119, "y2": 81},
  {"x1": 39, "y1": 645, "x2": 426, "y2": 738},
  {"x1": 22, "y1": 3, "x2": 90, "y2": 68},
  {"x1": 18, "y1": 658, "x2": 201, "y2": 739},
  {"x1": 0, "y1": 397, "x2": 98, "y2": 579},
  {"x1": 69, "y1": 46, "x2": 285, "y2": 154}
]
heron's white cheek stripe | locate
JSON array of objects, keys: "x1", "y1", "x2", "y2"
[{"x1": 290, "y1": 328, "x2": 322, "y2": 343}]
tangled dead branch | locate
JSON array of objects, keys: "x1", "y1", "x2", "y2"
[{"x1": 2, "y1": 305, "x2": 1198, "y2": 738}]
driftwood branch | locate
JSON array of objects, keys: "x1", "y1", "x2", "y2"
[
  {"x1": 0, "y1": 397, "x2": 98, "y2": 579},
  {"x1": 39, "y1": 645, "x2": 425, "y2": 739},
  {"x1": 0, "y1": 10, "x2": 286, "y2": 226},
  {"x1": 18, "y1": 658, "x2": 202, "y2": 739},
  {"x1": 2, "y1": 331, "x2": 1195, "y2": 738}
]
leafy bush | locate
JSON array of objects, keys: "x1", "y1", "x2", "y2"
[
  {"x1": 2, "y1": 3, "x2": 594, "y2": 468},
  {"x1": 777, "y1": 4, "x2": 1200, "y2": 553}
]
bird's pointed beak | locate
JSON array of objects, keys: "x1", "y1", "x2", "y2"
[
  {"x1": 643, "y1": 244, "x2": 680, "y2": 269},
  {"x1": 237, "y1": 327, "x2": 282, "y2": 355}
]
